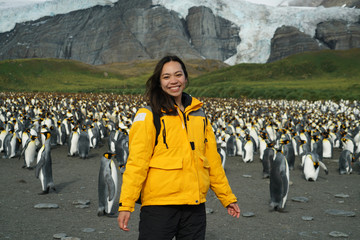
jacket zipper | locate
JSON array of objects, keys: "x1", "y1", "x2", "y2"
[
  {"x1": 183, "y1": 112, "x2": 196, "y2": 150},
  {"x1": 162, "y1": 119, "x2": 169, "y2": 149},
  {"x1": 203, "y1": 119, "x2": 208, "y2": 143},
  {"x1": 183, "y1": 112, "x2": 188, "y2": 131}
]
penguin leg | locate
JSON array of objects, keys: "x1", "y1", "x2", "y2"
[
  {"x1": 38, "y1": 187, "x2": 50, "y2": 195},
  {"x1": 97, "y1": 208, "x2": 105, "y2": 217}
]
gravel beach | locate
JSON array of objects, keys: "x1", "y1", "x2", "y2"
[{"x1": 1, "y1": 139, "x2": 359, "y2": 240}]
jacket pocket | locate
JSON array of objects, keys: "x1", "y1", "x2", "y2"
[
  {"x1": 149, "y1": 157, "x2": 183, "y2": 169},
  {"x1": 146, "y1": 157, "x2": 183, "y2": 196},
  {"x1": 199, "y1": 155, "x2": 210, "y2": 195}
]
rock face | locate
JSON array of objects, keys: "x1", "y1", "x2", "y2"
[
  {"x1": 288, "y1": 0, "x2": 360, "y2": 8},
  {"x1": 186, "y1": 6, "x2": 240, "y2": 61},
  {"x1": 268, "y1": 20, "x2": 360, "y2": 62},
  {"x1": 267, "y1": 26, "x2": 327, "y2": 62},
  {"x1": 316, "y1": 20, "x2": 360, "y2": 50},
  {"x1": 0, "y1": 0, "x2": 240, "y2": 65},
  {"x1": 319, "y1": 0, "x2": 360, "y2": 8}
]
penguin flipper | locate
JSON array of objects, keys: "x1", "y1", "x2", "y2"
[
  {"x1": 318, "y1": 161, "x2": 329, "y2": 175},
  {"x1": 91, "y1": 136, "x2": 96, "y2": 146},
  {"x1": 19, "y1": 139, "x2": 30, "y2": 160},
  {"x1": 35, "y1": 153, "x2": 46, "y2": 178},
  {"x1": 105, "y1": 174, "x2": 116, "y2": 201}
]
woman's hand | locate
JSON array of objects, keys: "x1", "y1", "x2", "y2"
[
  {"x1": 117, "y1": 211, "x2": 131, "y2": 231},
  {"x1": 226, "y1": 202, "x2": 240, "y2": 218}
]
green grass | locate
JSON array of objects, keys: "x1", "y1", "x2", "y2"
[
  {"x1": 187, "y1": 49, "x2": 360, "y2": 100},
  {"x1": 1, "y1": 49, "x2": 359, "y2": 100}
]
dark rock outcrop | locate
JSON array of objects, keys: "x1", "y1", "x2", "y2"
[
  {"x1": 315, "y1": 20, "x2": 360, "y2": 49},
  {"x1": 267, "y1": 26, "x2": 327, "y2": 63},
  {"x1": 0, "y1": 0, "x2": 240, "y2": 65},
  {"x1": 319, "y1": 0, "x2": 360, "y2": 8},
  {"x1": 186, "y1": 6, "x2": 240, "y2": 61},
  {"x1": 268, "y1": 19, "x2": 360, "y2": 62}
]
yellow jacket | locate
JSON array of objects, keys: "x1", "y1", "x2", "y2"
[{"x1": 118, "y1": 94, "x2": 237, "y2": 212}]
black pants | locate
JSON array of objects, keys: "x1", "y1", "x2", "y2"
[{"x1": 138, "y1": 203, "x2": 206, "y2": 240}]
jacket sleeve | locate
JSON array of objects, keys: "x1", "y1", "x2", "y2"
[
  {"x1": 118, "y1": 108, "x2": 156, "y2": 212},
  {"x1": 205, "y1": 120, "x2": 238, "y2": 208}
]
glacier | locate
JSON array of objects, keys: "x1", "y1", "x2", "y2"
[{"x1": 0, "y1": 0, "x2": 360, "y2": 64}]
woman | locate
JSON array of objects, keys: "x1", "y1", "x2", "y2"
[{"x1": 117, "y1": 55, "x2": 240, "y2": 239}]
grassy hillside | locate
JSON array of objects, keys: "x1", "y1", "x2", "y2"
[
  {"x1": 0, "y1": 49, "x2": 359, "y2": 100},
  {"x1": 0, "y1": 58, "x2": 227, "y2": 95},
  {"x1": 187, "y1": 49, "x2": 360, "y2": 100}
]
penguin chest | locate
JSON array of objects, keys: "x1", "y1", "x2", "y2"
[
  {"x1": 22, "y1": 134, "x2": 29, "y2": 148},
  {"x1": 303, "y1": 157, "x2": 319, "y2": 181},
  {"x1": 25, "y1": 142, "x2": 37, "y2": 165},
  {"x1": 343, "y1": 141, "x2": 354, "y2": 154},
  {"x1": 322, "y1": 139, "x2": 332, "y2": 158},
  {"x1": 88, "y1": 131, "x2": 95, "y2": 147},
  {"x1": 235, "y1": 138, "x2": 243, "y2": 156},
  {"x1": 0, "y1": 132, "x2": 6, "y2": 150},
  {"x1": 106, "y1": 160, "x2": 118, "y2": 214},
  {"x1": 243, "y1": 141, "x2": 254, "y2": 162},
  {"x1": 10, "y1": 136, "x2": 16, "y2": 150},
  {"x1": 259, "y1": 140, "x2": 267, "y2": 160},
  {"x1": 292, "y1": 138, "x2": 298, "y2": 156},
  {"x1": 70, "y1": 133, "x2": 79, "y2": 153},
  {"x1": 300, "y1": 133, "x2": 307, "y2": 142}
]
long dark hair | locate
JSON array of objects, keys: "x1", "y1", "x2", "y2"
[{"x1": 145, "y1": 55, "x2": 189, "y2": 115}]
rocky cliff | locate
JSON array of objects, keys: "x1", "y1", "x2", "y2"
[
  {"x1": 268, "y1": 20, "x2": 360, "y2": 62},
  {"x1": 0, "y1": 0, "x2": 240, "y2": 65},
  {"x1": 0, "y1": 0, "x2": 359, "y2": 65},
  {"x1": 287, "y1": 0, "x2": 360, "y2": 8},
  {"x1": 319, "y1": 0, "x2": 360, "y2": 8}
]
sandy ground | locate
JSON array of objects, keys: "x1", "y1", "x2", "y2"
[{"x1": 0, "y1": 138, "x2": 359, "y2": 240}]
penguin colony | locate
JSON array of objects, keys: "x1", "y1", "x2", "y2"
[{"x1": 1, "y1": 92, "x2": 359, "y2": 213}]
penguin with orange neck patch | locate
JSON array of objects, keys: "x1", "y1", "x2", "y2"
[{"x1": 98, "y1": 152, "x2": 118, "y2": 216}]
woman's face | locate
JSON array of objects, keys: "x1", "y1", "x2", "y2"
[{"x1": 160, "y1": 61, "x2": 187, "y2": 104}]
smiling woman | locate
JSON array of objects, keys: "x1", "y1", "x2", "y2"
[{"x1": 117, "y1": 55, "x2": 240, "y2": 240}]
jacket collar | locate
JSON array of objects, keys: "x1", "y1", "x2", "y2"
[{"x1": 181, "y1": 92, "x2": 203, "y2": 113}]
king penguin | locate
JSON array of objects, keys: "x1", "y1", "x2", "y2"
[
  {"x1": 226, "y1": 134, "x2": 237, "y2": 157},
  {"x1": 302, "y1": 152, "x2": 328, "y2": 181},
  {"x1": 242, "y1": 133, "x2": 254, "y2": 163},
  {"x1": 217, "y1": 140, "x2": 227, "y2": 169},
  {"x1": 235, "y1": 133, "x2": 244, "y2": 157},
  {"x1": 262, "y1": 141, "x2": 276, "y2": 179},
  {"x1": 280, "y1": 139, "x2": 295, "y2": 170},
  {"x1": 78, "y1": 125, "x2": 90, "y2": 159},
  {"x1": 115, "y1": 130, "x2": 129, "y2": 174},
  {"x1": 269, "y1": 150, "x2": 289, "y2": 211},
  {"x1": 3, "y1": 129, "x2": 20, "y2": 159},
  {"x1": 0, "y1": 126, "x2": 7, "y2": 152},
  {"x1": 68, "y1": 126, "x2": 79, "y2": 156},
  {"x1": 2, "y1": 129, "x2": 13, "y2": 158},
  {"x1": 322, "y1": 130, "x2": 333, "y2": 159},
  {"x1": 98, "y1": 152, "x2": 118, "y2": 216},
  {"x1": 20, "y1": 135, "x2": 38, "y2": 169},
  {"x1": 258, "y1": 131, "x2": 268, "y2": 162},
  {"x1": 339, "y1": 149, "x2": 353, "y2": 175},
  {"x1": 35, "y1": 132, "x2": 56, "y2": 194}
]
